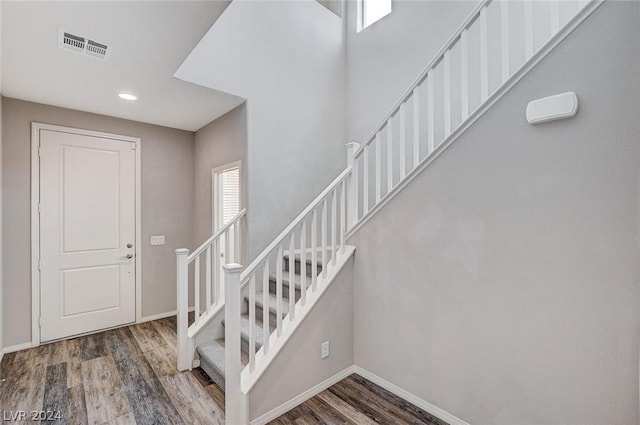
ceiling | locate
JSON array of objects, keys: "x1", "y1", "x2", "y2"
[{"x1": 1, "y1": 1, "x2": 244, "y2": 132}]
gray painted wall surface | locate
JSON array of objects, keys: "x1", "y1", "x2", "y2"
[
  {"x1": 2, "y1": 98, "x2": 195, "y2": 346},
  {"x1": 345, "y1": 0, "x2": 476, "y2": 142},
  {"x1": 249, "y1": 257, "x2": 354, "y2": 420},
  {"x1": 350, "y1": 2, "x2": 640, "y2": 424},
  {"x1": 193, "y1": 104, "x2": 247, "y2": 248},
  {"x1": 174, "y1": 0, "x2": 347, "y2": 260}
]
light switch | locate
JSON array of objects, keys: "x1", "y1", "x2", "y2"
[{"x1": 150, "y1": 235, "x2": 165, "y2": 246}]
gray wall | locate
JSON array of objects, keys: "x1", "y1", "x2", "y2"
[
  {"x1": 345, "y1": 0, "x2": 475, "y2": 142},
  {"x1": 2, "y1": 97, "x2": 195, "y2": 347},
  {"x1": 174, "y1": 0, "x2": 347, "y2": 260},
  {"x1": 249, "y1": 257, "x2": 354, "y2": 421},
  {"x1": 193, "y1": 104, "x2": 247, "y2": 248},
  {"x1": 350, "y1": 2, "x2": 640, "y2": 424}
]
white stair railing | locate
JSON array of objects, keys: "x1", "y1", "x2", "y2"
[
  {"x1": 175, "y1": 209, "x2": 246, "y2": 371},
  {"x1": 224, "y1": 158, "x2": 356, "y2": 424},
  {"x1": 348, "y1": 0, "x2": 603, "y2": 235}
]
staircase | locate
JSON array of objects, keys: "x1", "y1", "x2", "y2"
[
  {"x1": 196, "y1": 254, "x2": 323, "y2": 389},
  {"x1": 175, "y1": 1, "x2": 605, "y2": 423}
]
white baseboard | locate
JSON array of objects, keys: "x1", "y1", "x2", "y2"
[
  {"x1": 250, "y1": 366, "x2": 355, "y2": 425},
  {"x1": 138, "y1": 307, "x2": 195, "y2": 324},
  {"x1": 3, "y1": 342, "x2": 33, "y2": 354},
  {"x1": 353, "y1": 365, "x2": 470, "y2": 425}
]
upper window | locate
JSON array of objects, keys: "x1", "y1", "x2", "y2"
[{"x1": 358, "y1": 0, "x2": 392, "y2": 32}]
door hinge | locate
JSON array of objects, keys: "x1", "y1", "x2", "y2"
[
  {"x1": 38, "y1": 261, "x2": 41, "y2": 271},
  {"x1": 38, "y1": 317, "x2": 42, "y2": 327},
  {"x1": 131, "y1": 143, "x2": 137, "y2": 150},
  {"x1": 37, "y1": 203, "x2": 41, "y2": 214},
  {"x1": 38, "y1": 147, "x2": 42, "y2": 157}
]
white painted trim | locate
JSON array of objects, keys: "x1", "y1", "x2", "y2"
[
  {"x1": 135, "y1": 139, "x2": 143, "y2": 323},
  {"x1": 250, "y1": 366, "x2": 355, "y2": 425},
  {"x1": 353, "y1": 366, "x2": 471, "y2": 425},
  {"x1": 137, "y1": 306, "x2": 195, "y2": 324},
  {"x1": 3, "y1": 341, "x2": 33, "y2": 354},
  {"x1": 211, "y1": 160, "x2": 242, "y2": 234},
  {"x1": 31, "y1": 123, "x2": 142, "y2": 346},
  {"x1": 347, "y1": 0, "x2": 604, "y2": 239}
]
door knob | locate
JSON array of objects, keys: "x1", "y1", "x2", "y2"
[{"x1": 121, "y1": 254, "x2": 134, "y2": 260}]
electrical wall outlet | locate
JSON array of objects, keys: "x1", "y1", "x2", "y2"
[
  {"x1": 321, "y1": 341, "x2": 330, "y2": 359},
  {"x1": 150, "y1": 235, "x2": 165, "y2": 246}
]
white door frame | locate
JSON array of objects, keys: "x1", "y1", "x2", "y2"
[
  {"x1": 31, "y1": 122, "x2": 142, "y2": 346},
  {"x1": 211, "y1": 160, "x2": 242, "y2": 233}
]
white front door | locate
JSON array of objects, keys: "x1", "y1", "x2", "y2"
[{"x1": 39, "y1": 129, "x2": 136, "y2": 342}]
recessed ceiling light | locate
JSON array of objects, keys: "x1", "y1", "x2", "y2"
[{"x1": 118, "y1": 93, "x2": 137, "y2": 101}]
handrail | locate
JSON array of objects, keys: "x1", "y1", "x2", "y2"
[
  {"x1": 239, "y1": 167, "x2": 352, "y2": 283},
  {"x1": 188, "y1": 208, "x2": 247, "y2": 263},
  {"x1": 353, "y1": 0, "x2": 491, "y2": 158}
]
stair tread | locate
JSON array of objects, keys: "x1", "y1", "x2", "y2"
[
  {"x1": 283, "y1": 253, "x2": 325, "y2": 267},
  {"x1": 269, "y1": 271, "x2": 312, "y2": 290},
  {"x1": 244, "y1": 292, "x2": 291, "y2": 316},
  {"x1": 239, "y1": 313, "x2": 276, "y2": 349},
  {"x1": 196, "y1": 338, "x2": 249, "y2": 378}
]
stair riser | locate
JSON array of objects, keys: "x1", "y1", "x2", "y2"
[
  {"x1": 243, "y1": 300, "x2": 281, "y2": 325},
  {"x1": 241, "y1": 334, "x2": 261, "y2": 355},
  {"x1": 284, "y1": 257, "x2": 322, "y2": 278},
  {"x1": 268, "y1": 279, "x2": 301, "y2": 301},
  {"x1": 199, "y1": 357, "x2": 225, "y2": 390}
]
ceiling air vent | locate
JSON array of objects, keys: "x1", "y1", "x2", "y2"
[{"x1": 58, "y1": 30, "x2": 110, "y2": 60}]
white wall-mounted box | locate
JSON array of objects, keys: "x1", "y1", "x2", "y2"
[{"x1": 526, "y1": 92, "x2": 578, "y2": 124}]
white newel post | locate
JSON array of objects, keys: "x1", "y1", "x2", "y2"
[
  {"x1": 224, "y1": 263, "x2": 249, "y2": 424},
  {"x1": 176, "y1": 248, "x2": 191, "y2": 371},
  {"x1": 346, "y1": 142, "x2": 361, "y2": 231}
]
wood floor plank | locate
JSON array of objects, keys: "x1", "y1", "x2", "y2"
[
  {"x1": 66, "y1": 338, "x2": 84, "y2": 389},
  {"x1": 67, "y1": 385, "x2": 88, "y2": 425},
  {"x1": 160, "y1": 373, "x2": 224, "y2": 425},
  {"x1": 293, "y1": 402, "x2": 331, "y2": 425},
  {"x1": 106, "y1": 327, "x2": 150, "y2": 367},
  {"x1": 81, "y1": 355, "x2": 132, "y2": 424},
  {"x1": 0, "y1": 352, "x2": 48, "y2": 421},
  {"x1": 305, "y1": 395, "x2": 351, "y2": 424},
  {"x1": 42, "y1": 363, "x2": 69, "y2": 424},
  {"x1": 294, "y1": 416, "x2": 321, "y2": 425},
  {"x1": 110, "y1": 413, "x2": 137, "y2": 425},
  {"x1": 79, "y1": 333, "x2": 109, "y2": 362},
  {"x1": 338, "y1": 376, "x2": 430, "y2": 425},
  {"x1": 150, "y1": 318, "x2": 177, "y2": 346},
  {"x1": 128, "y1": 322, "x2": 167, "y2": 353},
  {"x1": 13, "y1": 343, "x2": 52, "y2": 363},
  {"x1": 192, "y1": 367, "x2": 214, "y2": 387},
  {"x1": 316, "y1": 391, "x2": 378, "y2": 425},
  {"x1": 143, "y1": 342, "x2": 178, "y2": 378},
  {"x1": 121, "y1": 377, "x2": 185, "y2": 425},
  {"x1": 328, "y1": 381, "x2": 412, "y2": 425},
  {"x1": 280, "y1": 415, "x2": 298, "y2": 425},
  {"x1": 348, "y1": 374, "x2": 447, "y2": 425},
  {"x1": 203, "y1": 383, "x2": 225, "y2": 413}
]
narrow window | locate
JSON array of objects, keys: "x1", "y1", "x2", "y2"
[
  {"x1": 358, "y1": 0, "x2": 392, "y2": 32},
  {"x1": 218, "y1": 166, "x2": 240, "y2": 226}
]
